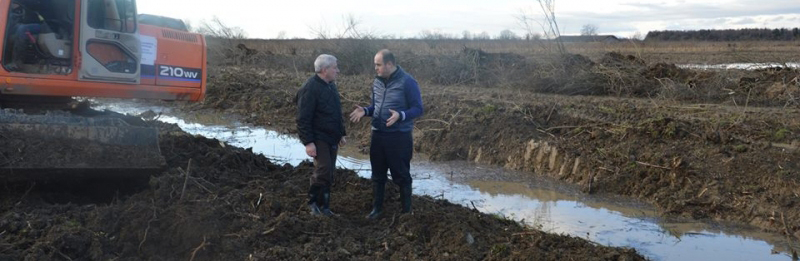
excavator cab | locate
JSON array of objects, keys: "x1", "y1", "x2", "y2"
[
  {"x1": 2, "y1": 0, "x2": 140, "y2": 79},
  {"x1": 0, "y1": 0, "x2": 206, "y2": 180},
  {"x1": 2, "y1": 0, "x2": 76, "y2": 74}
]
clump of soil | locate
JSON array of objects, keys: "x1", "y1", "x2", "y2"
[
  {"x1": 734, "y1": 67, "x2": 800, "y2": 106},
  {"x1": 600, "y1": 52, "x2": 645, "y2": 68},
  {"x1": 0, "y1": 118, "x2": 643, "y2": 260}
]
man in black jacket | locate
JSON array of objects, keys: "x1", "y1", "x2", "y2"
[{"x1": 296, "y1": 54, "x2": 347, "y2": 216}]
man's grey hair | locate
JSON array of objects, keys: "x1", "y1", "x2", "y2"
[{"x1": 314, "y1": 54, "x2": 337, "y2": 73}]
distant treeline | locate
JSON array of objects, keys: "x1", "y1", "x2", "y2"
[{"x1": 645, "y1": 28, "x2": 800, "y2": 41}]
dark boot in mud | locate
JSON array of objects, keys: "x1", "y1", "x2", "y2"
[
  {"x1": 320, "y1": 186, "x2": 335, "y2": 216},
  {"x1": 308, "y1": 185, "x2": 322, "y2": 216},
  {"x1": 400, "y1": 184, "x2": 412, "y2": 214},
  {"x1": 366, "y1": 182, "x2": 385, "y2": 220}
]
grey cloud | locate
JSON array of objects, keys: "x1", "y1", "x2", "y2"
[
  {"x1": 733, "y1": 18, "x2": 756, "y2": 25},
  {"x1": 570, "y1": 1, "x2": 800, "y2": 24},
  {"x1": 553, "y1": 0, "x2": 800, "y2": 35},
  {"x1": 713, "y1": 18, "x2": 729, "y2": 24},
  {"x1": 665, "y1": 24, "x2": 686, "y2": 30}
]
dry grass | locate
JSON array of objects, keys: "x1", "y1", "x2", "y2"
[
  {"x1": 207, "y1": 38, "x2": 799, "y2": 109},
  {"x1": 232, "y1": 39, "x2": 800, "y2": 64}
]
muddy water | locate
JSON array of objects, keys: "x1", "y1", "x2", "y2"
[
  {"x1": 678, "y1": 62, "x2": 800, "y2": 70},
  {"x1": 98, "y1": 101, "x2": 799, "y2": 261}
]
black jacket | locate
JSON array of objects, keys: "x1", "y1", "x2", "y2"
[{"x1": 296, "y1": 75, "x2": 346, "y2": 146}]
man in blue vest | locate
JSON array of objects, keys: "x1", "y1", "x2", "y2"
[{"x1": 349, "y1": 49, "x2": 424, "y2": 219}]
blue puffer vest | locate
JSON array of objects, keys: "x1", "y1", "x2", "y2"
[{"x1": 371, "y1": 67, "x2": 417, "y2": 132}]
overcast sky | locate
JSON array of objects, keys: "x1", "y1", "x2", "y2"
[{"x1": 137, "y1": 0, "x2": 800, "y2": 39}]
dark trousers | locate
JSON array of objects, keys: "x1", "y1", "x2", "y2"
[
  {"x1": 311, "y1": 140, "x2": 338, "y2": 188},
  {"x1": 370, "y1": 131, "x2": 413, "y2": 186},
  {"x1": 10, "y1": 24, "x2": 41, "y2": 65}
]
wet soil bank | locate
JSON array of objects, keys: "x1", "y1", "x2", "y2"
[
  {"x1": 168, "y1": 59, "x2": 800, "y2": 246},
  {"x1": 0, "y1": 119, "x2": 643, "y2": 260}
]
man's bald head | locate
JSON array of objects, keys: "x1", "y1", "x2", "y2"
[{"x1": 374, "y1": 49, "x2": 397, "y2": 78}]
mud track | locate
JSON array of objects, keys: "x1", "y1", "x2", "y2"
[{"x1": 0, "y1": 119, "x2": 642, "y2": 260}]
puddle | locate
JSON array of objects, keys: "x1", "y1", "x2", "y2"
[
  {"x1": 97, "y1": 100, "x2": 799, "y2": 261},
  {"x1": 678, "y1": 62, "x2": 800, "y2": 70}
]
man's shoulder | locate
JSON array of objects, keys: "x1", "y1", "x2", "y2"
[
  {"x1": 301, "y1": 76, "x2": 324, "y2": 89},
  {"x1": 401, "y1": 73, "x2": 419, "y2": 88},
  {"x1": 304, "y1": 75, "x2": 320, "y2": 84}
]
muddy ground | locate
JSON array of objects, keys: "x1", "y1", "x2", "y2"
[
  {"x1": 171, "y1": 51, "x2": 800, "y2": 246},
  {"x1": 0, "y1": 116, "x2": 643, "y2": 260}
]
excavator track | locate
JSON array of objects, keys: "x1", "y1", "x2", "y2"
[{"x1": 0, "y1": 106, "x2": 165, "y2": 181}]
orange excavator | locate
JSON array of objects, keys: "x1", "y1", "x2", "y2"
[{"x1": 0, "y1": 0, "x2": 206, "y2": 179}]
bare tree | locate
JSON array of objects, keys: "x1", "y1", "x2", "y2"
[
  {"x1": 497, "y1": 29, "x2": 521, "y2": 40},
  {"x1": 308, "y1": 14, "x2": 381, "y2": 74},
  {"x1": 631, "y1": 31, "x2": 643, "y2": 40},
  {"x1": 308, "y1": 20, "x2": 332, "y2": 39},
  {"x1": 525, "y1": 32, "x2": 542, "y2": 40},
  {"x1": 581, "y1": 24, "x2": 598, "y2": 36},
  {"x1": 339, "y1": 14, "x2": 378, "y2": 39},
  {"x1": 516, "y1": 0, "x2": 566, "y2": 54},
  {"x1": 418, "y1": 29, "x2": 456, "y2": 40},
  {"x1": 462, "y1": 30, "x2": 472, "y2": 40},
  {"x1": 183, "y1": 19, "x2": 194, "y2": 33},
  {"x1": 474, "y1": 31, "x2": 491, "y2": 40},
  {"x1": 197, "y1": 16, "x2": 247, "y2": 39},
  {"x1": 194, "y1": 17, "x2": 251, "y2": 66},
  {"x1": 309, "y1": 14, "x2": 379, "y2": 39}
]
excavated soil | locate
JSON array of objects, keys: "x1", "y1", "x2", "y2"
[
  {"x1": 165, "y1": 54, "x2": 800, "y2": 244},
  {"x1": 0, "y1": 119, "x2": 643, "y2": 260}
]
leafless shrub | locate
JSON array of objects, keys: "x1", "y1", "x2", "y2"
[
  {"x1": 581, "y1": 24, "x2": 598, "y2": 36},
  {"x1": 195, "y1": 17, "x2": 252, "y2": 66},
  {"x1": 307, "y1": 14, "x2": 381, "y2": 75},
  {"x1": 517, "y1": 0, "x2": 566, "y2": 56}
]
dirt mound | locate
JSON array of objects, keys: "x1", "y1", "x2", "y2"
[
  {"x1": 734, "y1": 67, "x2": 800, "y2": 106},
  {"x1": 599, "y1": 52, "x2": 645, "y2": 68},
  {"x1": 191, "y1": 67, "x2": 304, "y2": 130},
  {"x1": 0, "y1": 118, "x2": 643, "y2": 260},
  {"x1": 526, "y1": 52, "x2": 727, "y2": 100}
]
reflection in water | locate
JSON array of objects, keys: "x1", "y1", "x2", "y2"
[
  {"x1": 98, "y1": 101, "x2": 799, "y2": 261},
  {"x1": 466, "y1": 180, "x2": 798, "y2": 260},
  {"x1": 678, "y1": 62, "x2": 800, "y2": 70}
]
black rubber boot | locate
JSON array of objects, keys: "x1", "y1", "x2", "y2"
[
  {"x1": 308, "y1": 185, "x2": 322, "y2": 216},
  {"x1": 400, "y1": 184, "x2": 412, "y2": 214},
  {"x1": 366, "y1": 182, "x2": 385, "y2": 219},
  {"x1": 320, "y1": 186, "x2": 334, "y2": 216}
]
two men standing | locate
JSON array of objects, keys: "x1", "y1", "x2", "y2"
[{"x1": 296, "y1": 50, "x2": 423, "y2": 218}]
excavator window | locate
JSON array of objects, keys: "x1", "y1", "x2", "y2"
[
  {"x1": 86, "y1": 40, "x2": 136, "y2": 74},
  {"x1": 2, "y1": 0, "x2": 75, "y2": 74},
  {"x1": 87, "y1": 0, "x2": 136, "y2": 33}
]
